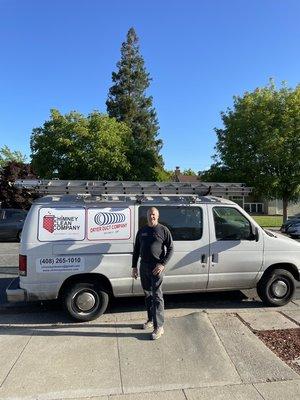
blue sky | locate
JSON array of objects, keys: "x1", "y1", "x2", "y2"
[{"x1": 1, "y1": 0, "x2": 299, "y2": 173}]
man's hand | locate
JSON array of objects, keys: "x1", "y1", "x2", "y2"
[
  {"x1": 132, "y1": 267, "x2": 138, "y2": 279},
  {"x1": 153, "y1": 264, "x2": 165, "y2": 276}
]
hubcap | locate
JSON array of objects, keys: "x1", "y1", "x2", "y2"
[
  {"x1": 272, "y1": 280, "x2": 288, "y2": 298},
  {"x1": 75, "y1": 291, "x2": 96, "y2": 312}
]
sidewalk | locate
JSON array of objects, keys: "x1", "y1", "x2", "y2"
[
  {"x1": 0, "y1": 241, "x2": 299, "y2": 399},
  {"x1": 0, "y1": 243, "x2": 19, "y2": 268},
  {"x1": 0, "y1": 304, "x2": 299, "y2": 400}
]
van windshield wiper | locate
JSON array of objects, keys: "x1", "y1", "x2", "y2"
[{"x1": 262, "y1": 228, "x2": 277, "y2": 238}]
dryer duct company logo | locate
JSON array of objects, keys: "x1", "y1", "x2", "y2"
[
  {"x1": 94, "y1": 212, "x2": 126, "y2": 226},
  {"x1": 88, "y1": 208, "x2": 130, "y2": 239}
]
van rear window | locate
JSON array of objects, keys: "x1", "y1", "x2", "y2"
[{"x1": 138, "y1": 206, "x2": 203, "y2": 241}]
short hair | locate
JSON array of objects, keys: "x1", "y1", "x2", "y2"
[{"x1": 147, "y1": 207, "x2": 159, "y2": 217}]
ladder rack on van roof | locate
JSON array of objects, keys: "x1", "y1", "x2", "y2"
[{"x1": 14, "y1": 179, "x2": 252, "y2": 199}]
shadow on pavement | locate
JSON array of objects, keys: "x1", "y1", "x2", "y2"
[
  {"x1": 0, "y1": 277, "x2": 15, "y2": 304},
  {"x1": 0, "y1": 275, "x2": 266, "y2": 329},
  {"x1": 0, "y1": 322, "x2": 152, "y2": 340}
]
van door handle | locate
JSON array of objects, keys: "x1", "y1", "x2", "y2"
[
  {"x1": 212, "y1": 253, "x2": 217, "y2": 263},
  {"x1": 201, "y1": 254, "x2": 207, "y2": 263}
]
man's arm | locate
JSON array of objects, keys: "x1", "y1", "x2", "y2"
[
  {"x1": 161, "y1": 227, "x2": 174, "y2": 266},
  {"x1": 153, "y1": 227, "x2": 174, "y2": 275},
  {"x1": 132, "y1": 230, "x2": 141, "y2": 269}
]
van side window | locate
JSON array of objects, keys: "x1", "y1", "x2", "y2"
[
  {"x1": 138, "y1": 206, "x2": 203, "y2": 241},
  {"x1": 213, "y1": 207, "x2": 252, "y2": 241}
]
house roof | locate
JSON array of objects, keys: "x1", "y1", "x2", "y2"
[
  {"x1": 175, "y1": 174, "x2": 199, "y2": 183},
  {"x1": 173, "y1": 166, "x2": 200, "y2": 182}
]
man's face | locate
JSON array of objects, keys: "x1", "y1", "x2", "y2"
[{"x1": 147, "y1": 208, "x2": 159, "y2": 227}]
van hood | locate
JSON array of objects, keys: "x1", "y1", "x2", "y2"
[{"x1": 263, "y1": 229, "x2": 300, "y2": 252}]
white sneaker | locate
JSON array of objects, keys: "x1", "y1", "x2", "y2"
[
  {"x1": 151, "y1": 327, "x2": 164, "y2": 340},
  {"x1": 142, "y1": 320, "x2": 154, "y2": 330}
]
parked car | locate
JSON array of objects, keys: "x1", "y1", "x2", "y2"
[
  {"x1": 280, "y1": 213, "x2": 300, "y2": 233},
  {"x1": 0, "y1": 209, "x2": 28, "y2": 241},
  {"x1": 287, "y1": 222, "x2": 300, "y2": 239}
]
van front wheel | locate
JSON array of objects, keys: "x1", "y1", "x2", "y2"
[
  {"x1": 257, "y1": 269, "x2": 295, "y2": 307},
  {"x1": 63, "y1": 282, "x2": 109, "y2": 321}
]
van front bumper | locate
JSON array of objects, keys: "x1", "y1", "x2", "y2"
[{"x1": 6, "y1": 278, "x2": 27, "y2": 303}]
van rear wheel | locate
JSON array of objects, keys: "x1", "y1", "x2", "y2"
[
  {"x1": 63, "y1": 282, "x2": 109, "y2": 321},
  {"x1": 257, "y1": 268, "x2": 295, "y2": 307}
]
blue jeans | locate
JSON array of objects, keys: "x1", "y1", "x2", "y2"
[{"x1": 140, "y1": 261, "x2": 164, "y2": 329}]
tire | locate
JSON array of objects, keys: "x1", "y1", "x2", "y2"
[
  {"x1": 257, "y1": 268, "x2": 295, "y2": 307},
  {"x1": 63, "y1": 282, "x2": 109, "y2": 322}
]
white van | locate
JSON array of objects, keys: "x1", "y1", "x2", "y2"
[{"x1": 6, "y1": 181, "x2": 300, "y2": 321}]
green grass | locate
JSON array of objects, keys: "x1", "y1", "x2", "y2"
[{"x1": 252, "y1": 215, "x2": 283, "y2": 228}]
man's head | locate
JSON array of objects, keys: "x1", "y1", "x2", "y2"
[{"x1": 147, "y1": 207, "x2": 159, "y2": 227}]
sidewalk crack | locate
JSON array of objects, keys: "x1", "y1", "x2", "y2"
[
  {"x1": 279, "y1": 311, "x2": 300, "y2": 327},
  {"x1": 116, "y1": 322, "x2": 124, "y2": 394},
  {"x1": 252, "y1": 383, "x2": 267, "y2": 399},
  {"x1": 0, "y1": 330, "x2": 34, "y2": 388}
]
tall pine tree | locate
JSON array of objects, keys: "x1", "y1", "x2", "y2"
[{"x1": 106, "y1": 28, "x2": 163, "y2": 181}]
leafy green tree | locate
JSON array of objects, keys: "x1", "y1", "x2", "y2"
[
  {"x1": 0, "y1": 145, "x2": 27, "y2": 168},
  {"x1": 0, "y1": 161, "x2": 38, "y2": 209},
  {"x1": 106, "y1": 27, "x2": 163, "y2": 180},
  {"x1": 200, "y1": 163, "x2": 244, "y2": 182},
  {"x1": 30, "y1": 109, "x2": 133, "y2": 180},
  {"x1": 214, "y1": 81, "x2": 300, "y2": 221},
  {"x1": 155, "y1": 167, "x2": 173, "y2": 182},
  {"x1": 183, "y1": 168, "x2": 197, "y2": 176}
]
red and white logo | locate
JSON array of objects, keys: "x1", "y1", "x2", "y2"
[
  {"x1": 38, "y1": 208, "x2": 85, "y2": 241},
  {"x1": 43, "y1": 215, "x2": 55, "y2": 233}
]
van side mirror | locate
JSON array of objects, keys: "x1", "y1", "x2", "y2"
[{"x1": 251, "y1": 225, "x2": 259, "y2": 242}]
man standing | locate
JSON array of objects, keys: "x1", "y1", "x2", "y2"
[{"x1": 132, "y1": 207, "x2": 174, "y2": 340}]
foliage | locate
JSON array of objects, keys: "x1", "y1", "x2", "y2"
[
  {"x1": 200, "y1": 163, "x2": 244, "y2": 182},
  {"x1": 30, "y1": 109, "x2": 133, "y2": 180},
  {"x1": 182, "y1": 168, "x2": 197, "y2": 176},
  {"x1": 106, "y1": 27, "x2": 163, "y2": 180},
  {"x1": 214, "y1": 80, "x2": 300, "y2": 220},
  {"x1": 252, "y1": 215, "x2": 283, "y2": 228},
  {"x1": 0, "y1": 161, "x2": 38, "y2": 209},
  {"x1": 155, "y1": 167, "x2": 173, "y2": 182},
  {"x1": 0, "y1": 145, "x2": 27, "y2": 168}
]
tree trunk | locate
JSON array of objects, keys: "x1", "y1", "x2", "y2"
[{"x1": 282, "y1": 197, "x2": 288, "y2": 223}]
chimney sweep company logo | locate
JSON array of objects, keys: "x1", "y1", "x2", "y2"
[
  {"x1": 43, "y1": 215, "x2": 55, "y2": 233},
  {"x1": 94, "y1": 212, "x2": 126, "y2": 226},
  {"x1": 42, "y1": 213, "x2": 81, "y2": 233}
]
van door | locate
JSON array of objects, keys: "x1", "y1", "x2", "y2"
[
  {"x1": 207, "y1": 205, "x2": 263, "y2": 289},
  {"x1": 133, "y1": 205, "x2": 209, "y2": 294}
]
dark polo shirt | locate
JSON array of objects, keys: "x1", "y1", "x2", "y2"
[{"x1": 132, "y1": 223, "x2": 174, "y2": 268}]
